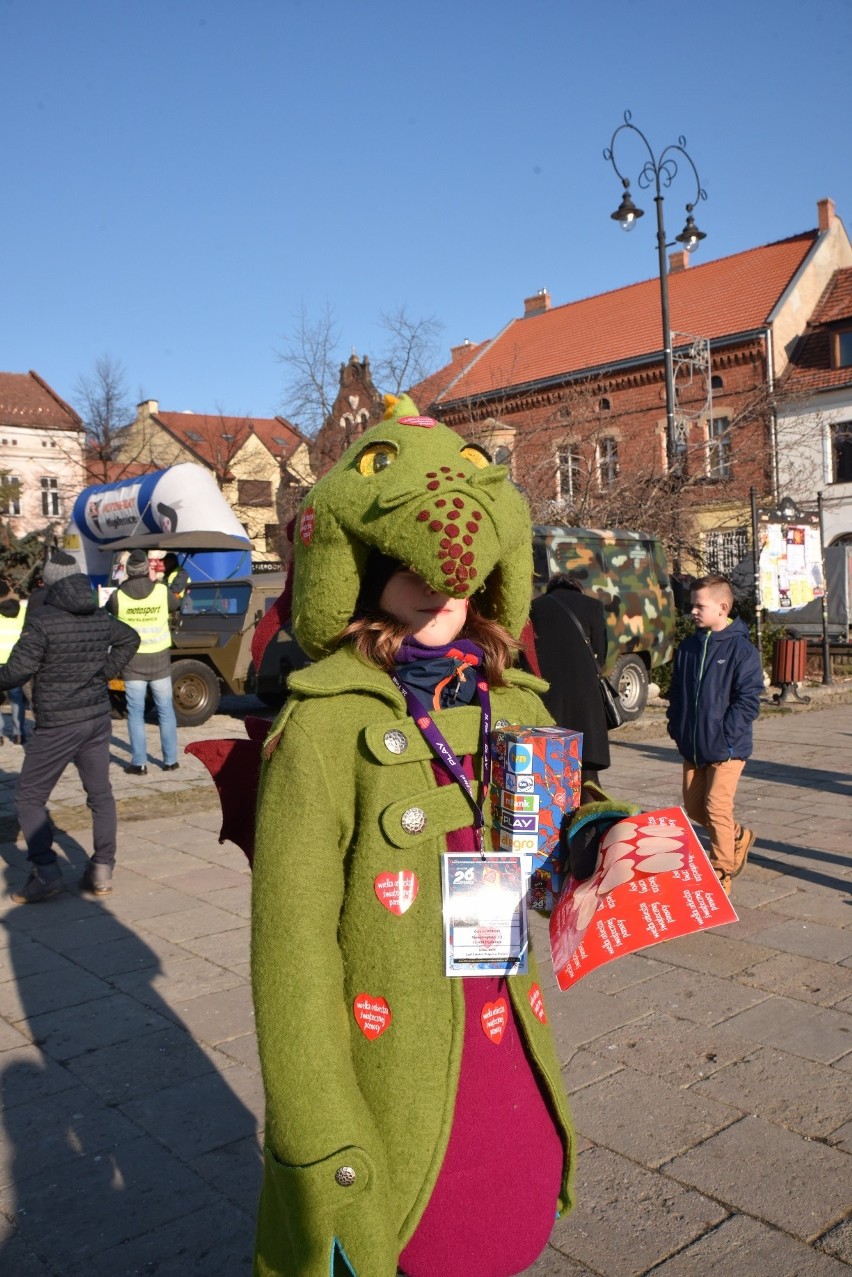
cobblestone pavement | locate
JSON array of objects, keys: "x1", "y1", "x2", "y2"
[{"x1": 0, "y1": 689, "x2": 849, "y2": 1275}]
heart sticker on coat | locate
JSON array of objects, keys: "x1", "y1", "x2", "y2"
[
  {"x1": 528, "y1": 983, "x2": 547, "y2": 1024},
  {"x1": 374, "y1": 871, "x2": 419, "y2": 916},
  {"x1": 481, "y1": 997, "x2": 507, "y2": 1045},
  {"x1": 353, "y1": 994, "x2": 391, "y2": 1040}
]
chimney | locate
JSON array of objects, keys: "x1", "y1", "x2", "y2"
[
  {"x1": 523, "y1": 288, "x2": 551, "y2": 318},
  {"x1": 137, "y1": 399, "x2": 159, "y2": 417},
  {"x1": 450, "y1": 339, "x2": 474, "y2": 360},
  {"x1": 668, "y1": 250, "x2": 690, "y2": 274},
  {"x1": 818, "y1": 198, "x2": 836, "y2": 232}
]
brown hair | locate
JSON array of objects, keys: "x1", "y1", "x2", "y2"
[
  {"x1": 336, "y1": 593, "x2": 519, "y2": 687},
  {"x1": 691, "y1": 574, "x2": 734, "y2": 607}
]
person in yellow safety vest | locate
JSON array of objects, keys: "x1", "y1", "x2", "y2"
[
  {"x1": 0, "y1": 580, "x2": 28, "y2": 744},
  {"x1": 105, "y1": 549, "x2": 180, "y2": 776},
  {"x1": 162, "y1": 552, "x2": 190, "y2": 600}
]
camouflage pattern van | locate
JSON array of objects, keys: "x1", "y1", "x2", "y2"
[{"x1": 532, "y1": 526, "x2": 677, "y2": 721}]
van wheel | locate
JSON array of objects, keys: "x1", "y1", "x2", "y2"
[
  {"x1": 171, "y1": 660, "x2": 221, "y2": 727},
  {"x1": 611, "y1": 655, "x2": 648, "y2": 721}
]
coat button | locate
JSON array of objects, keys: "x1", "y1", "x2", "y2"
[
  {"x1": 383, "y1": 729, "x2": 408, "y2": 755},
  {"x1": 401, "y1": 806, "x2": 427, "y2": 834},
  {"x1": 335, "y1": 1166, "x2": 356, "y2": 1187}
]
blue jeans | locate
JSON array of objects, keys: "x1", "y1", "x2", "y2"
[
  {"x1": 125, "y1": 676, "x2": 178, "y2": 767},
  {"x1": 6, "y1": 686, "x2": 26, "y2": 739}
]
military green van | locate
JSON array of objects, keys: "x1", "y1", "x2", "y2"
[{"x1": 532, "y1": 526, "x2": 677, "y2": 721}]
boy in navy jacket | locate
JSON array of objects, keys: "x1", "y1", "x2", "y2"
[{"x1": 666, "y1": 575, "x2": 764, "y2": 896}]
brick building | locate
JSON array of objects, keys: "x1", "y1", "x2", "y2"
[{"x1": 414, "y1": 199, "x2": 852, "y2": 573}]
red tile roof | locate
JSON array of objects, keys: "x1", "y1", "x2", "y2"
[
  {"x1": 783, "y1": 266, "x2": 852, "y2": 394},
  {"x1": 0, "y1": 370, "x2": 82, "y2": 430},
  {"x1": 428, "y1": 232, "x2": 819, "y2": 406},
  {"x1": 408, "y1": 340, "x2": 486, "y2": 409},
  {"x1": 155, "y1": 411, "x2": 308, "y2": 469}
]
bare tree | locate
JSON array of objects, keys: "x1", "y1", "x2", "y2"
[
  {"x1": 371, "y1": 306, "x2": 444, "y2": 395},
  {"x1": 74, "y1": 355, "x2": 137, "y2": 483}
]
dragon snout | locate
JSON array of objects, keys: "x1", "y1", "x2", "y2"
[{"x1": 412, "y1": 469, "x2": 490, "y2": 594}]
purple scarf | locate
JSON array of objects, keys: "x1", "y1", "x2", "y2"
[{"x1": 395, "y1": 638, "x2": 484, "y2": 710}]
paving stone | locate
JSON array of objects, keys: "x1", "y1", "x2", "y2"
[
  {"x1": 520, "y1": 1242, "x2": 598, "y2": 1275},
  {"x1": 63, "y1": 1022, "x2": 220, "y2": 1104},
  {"x1": 721, "y1": 904, "x2": 787, "y2": 942},
  {"x1": 106, "y1": 884, "x2": 210, "y2": 921},
  {"x1": 817, "y1": 1216, "x2": 852, "y2": 1265},
  {"x1": 69, "y1": 932, "x2": 186, "y2": 978},
  {"x1": 0, "y1": 1225, "x2": 54, "y2": 1275},
  {"x1": 578, "y1": 952, "x2": 670, "y2": 994},
  {"x1": 545, "y1": 984, "x2": 650, "y2": 1060},
  {"x1": 190, "y1": 1134, "x2": 264, "y2": 1215},
  {"x1": 119, "y1": 1060, "x2": 263, "y2": 1159},
  {"x1": 160, "y1": 865, "x2": 249, "y2": 895},
  {"x1": 0, "y1": 962, "x2": 111, "y2": 1021},
  {"x1": 202, "y1": 884, "x2": 252, "y2": 916},
  {"x1": 180, "y1": 925, "x2": 251, "y2": 968},
  {"x1": 25, "y1": 990, "x2": 174, "y2": 1059},
  {"x1": 139, "y1": 903, "x2": 246, "y2": 943},
  {"x1": 0, "y1": 1017, "x2": 30, "y2": 1051},
  {"x1": 116, "y1": 847, "x2": 212, "y2": 878},
  {"x1": 570, "y1": 1068, "x2": 736, "y2": 1168},
  {"x1": 212, "y1": 1032, "x2": 261, "y2": 1072},
  {"x1": 621, "y1": 964, "x2": 770, "y2": 1026},
  {"x1": 747, "y1": 919, "x2": 852, "y2": 964},
  {"x1": 726, "y1": 876, "x2": 798, "y2": 909},
  {"x1": 111, "y1": 953, "x2": 246, "y2": 1011},
  {"x1": 583, "y1": 1011, "x2": 754, "y2": 1088},
  {"x1": 0, "y1": 1078, "x2": 142, "y2": 1189},
  {"x1": 0, "y1": 1044, "x2": 79, "y2": 1107},
  {"x1": 0, "y1": 1134, "x2": 217, "y2": 1268},
  {"x1": 649, "y1": 929, "x2": 777, "y2": 978},
  {"x1": 722, "y1": 994, "x2": 852, "y2": 1063},
  {"x1": 765, "y1": 889, "x2": 852, "y2": 930},
  {"x1": 0, "y1": 935, "x2": 68, "y2": 983},
  {"x1": 650, "y1": 1212, "x2": 852, "y2": 1276},
  {"x1": 826, "y1": 1120, "x2": 852, "y2": 1155},
  {"x1": 26, "y1": 911, "x2": 135, "y2": 954},
  {"x1": 549, "y1": 1145, "x2": 726, "y2": 1276},
  {"x1": 665, "y1": 1114, "x2": 852, "y2": 1241},
  {"x1": 738, "y1": 951, "x2": 852, "y2": 1006},
  {"x1": 64, "y1": 1200, "x2": 255, "y2": 1276},
  {"x1": 167, "y1": 983, "x2": 256, "y2": 1046},
  {"x1": 560, "y1": 1046, "x2": 624, "y2": 1094},
  {"x1": 692, "y1": 1045, "x2": 852, "y2": 1138}
]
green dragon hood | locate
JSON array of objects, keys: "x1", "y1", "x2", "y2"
[{"x1": 292, "y1": 395, "x2": 534, "y2": 660}]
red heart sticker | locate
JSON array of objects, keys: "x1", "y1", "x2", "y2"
[
  {"x1": 481, "y1": 997, "x2": 507, "y2": 1045},
  {"x1": 353, "y1": 994, "x2": 391, "y2": 1040},
  {"x1": 528, "y1": 983, "x2": 547, "y2": 1024},
  {"x1": 299, "y1": 507, "x2": 315, "y2": 546},
  {"x1": 374, "y1": 871, "x2": 419, "y2": 916}
]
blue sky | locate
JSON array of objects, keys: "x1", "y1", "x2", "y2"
[{"x1": 2, "y1": 0, "x2": 850, "y2": 428}]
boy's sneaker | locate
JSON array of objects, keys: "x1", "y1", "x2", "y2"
[
  {"x1": 733, "y1": 826, "x2": 756, "y2": 877},
  {"x1": 715, "y1": 870, "x2": 733, "y2": 897},
  {"x1": 11, "y1": 869, "x2": 64, "y2": 904},
  {"x1": 80, "y1": 862, "x2": 113, "y2": 897}
]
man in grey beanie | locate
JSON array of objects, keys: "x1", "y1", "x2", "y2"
[{"x1": 0, "y1": 552, "x2": 139, "y2": 903}]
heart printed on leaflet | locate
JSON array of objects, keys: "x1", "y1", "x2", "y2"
[
  {"x1": 528, "y1": 983, "x2": 547, "y2": 1024},
  {"x1": 481, "y1": 997, "x2": 507, "y2": 1045},
  {"x1": 353, "y1": 994, "x2": 392, "y2": 1040},
  {"x1": 374, "y1": 871, "x2": 419, "y2": 916}
]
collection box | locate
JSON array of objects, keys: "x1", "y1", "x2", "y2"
[{"x1": 490, "y1": 726, "x2": 583, "y2": 910}]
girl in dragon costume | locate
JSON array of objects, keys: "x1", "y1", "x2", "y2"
[{"x1": 251, "y1": 396, "x2": 577, "y2": 1277}]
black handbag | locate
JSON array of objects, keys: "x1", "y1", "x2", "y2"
[{"x1": 552, "y1": 596, "x2": 625, "y2": 730}]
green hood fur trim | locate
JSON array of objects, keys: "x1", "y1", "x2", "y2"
[{"x1": 291, "y1": 394, "x2": 534, "y2": 660}]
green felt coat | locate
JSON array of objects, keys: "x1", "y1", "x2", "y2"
[{"x1": 251, "y1": 646, "x2": 576, "y2": 1277}]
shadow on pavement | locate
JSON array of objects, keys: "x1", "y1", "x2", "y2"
[
  {"x1": 614, "y1": 739, "x2": 852, "y2": 799},
  {"x1": 0, "y1": 837, "x2": 260, "y2": 1275}
]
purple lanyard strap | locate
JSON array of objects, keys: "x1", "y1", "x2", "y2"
[{"x1": 389, "y1": 673, "x2": 492, "y2": 858}]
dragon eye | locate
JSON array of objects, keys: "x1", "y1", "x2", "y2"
[
  {"x1": 356, "y1": 441, "x2": 398, "y2": 476},
  {"x1": 460, "y1": 444, "x2": 491, "y2": 469}
]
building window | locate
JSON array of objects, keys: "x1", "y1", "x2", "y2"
[
  {"x1": 0, "y1": 474, "x2": 21, "y2": 516},
  {"x1": 833, "y1": 330, "x2": 852, "y2": 369},
  {"x1": 599, "y1": 397, "x2": 611, "y2": 412},
  {"x1": 831, "y1": 422, "x2": 852, "y2": 482},
  {"x1": 237, "y1": 479, "x2": 272, "y2": 507},
  {"x1": 707, "y1": 416, "x2": 732, "y2": 480},
  {"x1": 557, "y1": 446, "x2": 581, "y2": 502},
  {"x1": 41, "y1": 476, "x2": 59, "y2": 517},
  {"x1": 703, "y1": 527, "x2": 748, "y2": 575},
  {"x1": 711, "y1": 374, "x2": 724, "y2": 390},
  {"x1": 597, "y1": 437, "x2": 619, "y2": 488}
]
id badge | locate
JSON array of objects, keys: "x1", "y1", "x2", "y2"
[{"x1": 441, "y1": 853, "x2": 529, "y2": 977}]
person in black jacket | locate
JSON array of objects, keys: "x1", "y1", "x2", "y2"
[
  {"x1": 666, "y1": 574, "x2": 764, "y2": 897},
  {"x1": 528, "y1": 573, "x2": 611, "y2": 785},
  {"x1": 0, "y1": 553, "x2": 139, "y2": 903}
]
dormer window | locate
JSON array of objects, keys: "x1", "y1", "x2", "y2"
[{"x1": 834, "y1": 329, "x2": 852, "y2": 369}]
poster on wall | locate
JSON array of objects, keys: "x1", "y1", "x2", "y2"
[{"x1": 757, "y1": 514, "x2": 824, "y2": 612}]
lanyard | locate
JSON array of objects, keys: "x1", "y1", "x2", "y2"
[{"x1": 389, "y1": 673, "x2": 492, "y2": 858}]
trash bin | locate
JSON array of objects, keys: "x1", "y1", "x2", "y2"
[{"x1": 770, "y1": 637, "x2": 810, "y2": 705}]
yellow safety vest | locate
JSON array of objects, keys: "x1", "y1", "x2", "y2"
[
  {"x1": 116, "y1": 583, "x2": 171, "y2": 653},
  {"x1": 166, "y1": 568, "x2": 187, "y2": 599},
  {"x1": 0, "y1": 602, "x2": 27, "y2": 662}
]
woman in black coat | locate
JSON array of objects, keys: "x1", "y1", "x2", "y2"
[{"x1": 528, "y1": 574, "x2": 611, "y2": 783}]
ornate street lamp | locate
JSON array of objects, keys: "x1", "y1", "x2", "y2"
[{"x1": 604, "y1": 111, "x2": 707, "y2": 472}]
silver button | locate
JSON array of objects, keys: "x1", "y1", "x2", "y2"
[
  {"x1": 335, "y1": 1166, "x2": 356, "y2": 1187},
  {"x1": 383, "y1": 729, "x2": 408, "y2": 755},
  {"x1": 494, "y1": 719, "x2": 510, "y2": 729},
  {"x1": 401, "y1": 806, "x2": 427, "y2": 834}
]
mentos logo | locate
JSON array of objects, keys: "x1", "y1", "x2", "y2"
[{"x1": 507, "y1": 744, "x2": 533, "y2": 773}]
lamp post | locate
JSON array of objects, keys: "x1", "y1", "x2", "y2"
[{"x1": 604, "y1": 111, "x2": 708, "y2": 473}]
